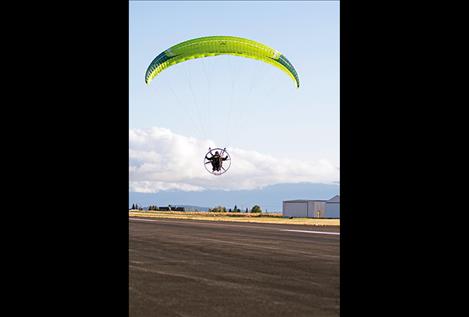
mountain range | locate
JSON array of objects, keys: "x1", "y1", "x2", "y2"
[{"x1": 129, "y1": 182, "x2": 339, "y2": 212}]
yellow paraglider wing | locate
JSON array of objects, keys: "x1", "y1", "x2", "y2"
[{"x1": 145, "y1": 36, "x2": 300, "y2": 88}]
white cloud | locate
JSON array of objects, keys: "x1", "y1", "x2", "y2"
[{"x1": 129, "y1": 127, "x2": 339, "y2": 192}]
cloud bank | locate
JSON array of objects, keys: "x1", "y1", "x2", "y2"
[{"x1": 129, "y1": 127, "x2": 339, "y2": 192}]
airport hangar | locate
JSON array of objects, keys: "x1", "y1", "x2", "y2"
[{"x1": 282, "y1": 195, "x2": 340, "y2": 218}]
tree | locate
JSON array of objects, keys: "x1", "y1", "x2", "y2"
[
  {"x1": 228, "y1": 208, "x2": 232, "y2": 212},
  {"x1": 250, "y1": 205, "x2": 262, "y2": 213},
  {"x1": 245, "y1": 208, "x2": 248, "y2": 213},
  {"x1": 234, "y1": 205, "x2": 240, "y2": 212},
  {"x1": 210, "y1": 206, "x2": 226, "y2": 212},
  {"x1": 131, "y1": 203, "x2": 135, "y2": 209}
]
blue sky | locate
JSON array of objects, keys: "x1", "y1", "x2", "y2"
[{"x1": 129, "y1": 1, "x2": 339, "y2": 193}]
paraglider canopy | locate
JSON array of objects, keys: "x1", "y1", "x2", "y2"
[{"x1": 145, "y1": 36, "x2": 300, "y2": 88}]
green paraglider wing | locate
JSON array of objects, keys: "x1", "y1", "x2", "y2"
[{"x1": 145, "y1": 36, "x2": 300, "y2": 88}]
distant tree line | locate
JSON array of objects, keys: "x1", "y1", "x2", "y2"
[
  {"x1": 130, "y1": 203, "x2": 143, "y2": 210},
  {"x1": 130, "y1": 203, "x2": 262, "y2": 213},
  {"x1": 129, "y1": 204, "x2": 190, "y2": 212},
  {"x1": 208, "y1": 204, "x2": 262, "y2": 213},
  {"x1": 130, "y1": 203, "x2": 155, "y2": 210}
]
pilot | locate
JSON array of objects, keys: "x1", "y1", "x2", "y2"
[{"x1": 205, "y1": 150, "x2": 228, "y2": 172}]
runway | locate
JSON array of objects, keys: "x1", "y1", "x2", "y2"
[{"x1": 129, "y1": 218, "x2": 340, "y2": 317}]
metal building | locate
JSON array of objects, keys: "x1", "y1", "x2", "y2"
[
  {"x1": 325, "y1": 195, "x2": 340, "y2": 218},
  {"x1": 282, "y1": 200, "x2": 326, "y2": 218},
  {"x1": 283, "y1": 195, "x2": 340, "y2": 218}
]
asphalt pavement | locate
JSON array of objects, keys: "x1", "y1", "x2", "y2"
[{"x1": 129, "y1": 218, "x2": 340, "y2": 317}]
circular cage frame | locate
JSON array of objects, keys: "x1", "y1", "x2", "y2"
[{"x1": 204, "y1": 148, "x2": 231, "y2": 176}]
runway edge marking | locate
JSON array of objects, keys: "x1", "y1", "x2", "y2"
[{"x1": 280, "y1": 229, "x2": 340, "y2": 235}]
